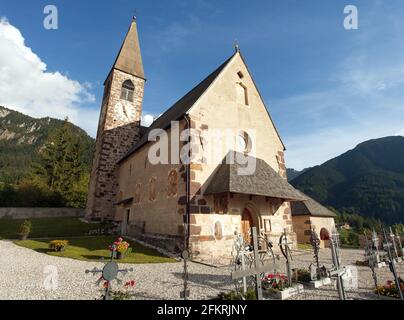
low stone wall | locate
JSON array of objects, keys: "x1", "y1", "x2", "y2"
[{"x1": 0, "y1": 208, "x2": 85, "y2": 220}]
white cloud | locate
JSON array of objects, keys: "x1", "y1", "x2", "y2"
[
  {"x1": 396, "y1": 128, "x2": 404, "y2": 137},
  {"x1": 0, "y1": 18, "x2": 97, "y2": 136},
  {"x1": 141, "y1": 114, "x2": 155, "y2": 127}
]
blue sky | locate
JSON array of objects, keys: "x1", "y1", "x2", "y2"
[{"x1": 0, "y1": 0, "x2": 404, "y2": 169}]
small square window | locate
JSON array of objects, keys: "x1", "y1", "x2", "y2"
[{"x1": 237, "y1": 71, "x2": 244, "y2": 79}]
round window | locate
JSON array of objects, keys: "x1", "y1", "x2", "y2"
[{"x1": 236, "y1": 132, "x2": 251, "y2": 153}]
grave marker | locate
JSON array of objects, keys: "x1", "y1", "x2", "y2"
[
  {"x1": 329, "y1": 229, "x2": 347, "y2": 300},
  {"x1": 382, "y1": 226, "x2": 404, "y2": 300},
  {"x1": 85, "y1": 246, "x2": 134, "y2": 300},
  {"x1": 231, "y1": 227, "x2": 278, "y2": 300}
]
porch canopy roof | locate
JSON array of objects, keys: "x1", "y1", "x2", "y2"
[
  {"x1": 291, "y1": 191, "x2": 336, "y2": 218},
  {"x1": 204, "y1": 154, "x2": 307, "y2": 201}
]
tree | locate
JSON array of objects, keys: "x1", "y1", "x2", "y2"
[{"x1": 32, "y1": 117, "x2": 88, "y2": 207}]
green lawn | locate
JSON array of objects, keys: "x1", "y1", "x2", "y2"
[
  {"x1": 297, "y1": 243, "x2": 312, "y2": 250},
  {"x1": 0, "y1": 217, "x2": 112, "y2": 239},
  {"x1": 15, "y1": 236, "x2": 176, "y2": 264}
]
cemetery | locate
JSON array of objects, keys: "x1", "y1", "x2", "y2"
[{"x1": 0, "y1": 217, "x2": 403, "y2": 300}]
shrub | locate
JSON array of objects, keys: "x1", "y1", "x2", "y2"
[
  {"x1": 19, "y1": 220, "x2": 32, "y2": 238},
  {"x1": 219, "y1": 288, "x2": 257, "y2": 300},
  {"x1": 295, "y1": 268, "x2": 311, "y2": 283},
  {"x1": 49, "y1": 240, "x2": 69, "y2": 252}
]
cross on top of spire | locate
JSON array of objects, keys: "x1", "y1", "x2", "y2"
[{"x1": 233, "y1": 40, "x2": 240, "y2": 53}]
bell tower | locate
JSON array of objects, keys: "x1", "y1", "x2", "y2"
[{"x1": 86, "y1": 18, "x2": 145, "y2": 221}]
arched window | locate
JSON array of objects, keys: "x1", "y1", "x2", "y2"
[
  {"x1": 120, "y1": 80, "x2": 135, "y2": 102},
  {"x1": 236, "y1": 82, "x2": 249, "y2": 106}
]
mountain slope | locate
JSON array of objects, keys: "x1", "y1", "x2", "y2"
[
  {"x1": 0, "y1": 106, "x2": 95, "y2": 184},
  {"x1": 286, "y1": 167, "x2": 311, "y2": 181},
  {"x1": 291, "y1": 136, "x2": 404, "y2": 224}
]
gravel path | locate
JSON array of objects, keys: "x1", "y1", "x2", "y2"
[{"x1": 0, "y1": 240, "x2": 403, "y2": 300}]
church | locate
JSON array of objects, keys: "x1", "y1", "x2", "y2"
[{"x1": 86, "y1": 18, "x2": 335, "y2": 263}]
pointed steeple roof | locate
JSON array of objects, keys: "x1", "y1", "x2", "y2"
[{"x1": 111, "y1": 17, "x2": 145, "y2": 79}]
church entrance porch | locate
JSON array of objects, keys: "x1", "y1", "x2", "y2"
[{"x1": 187, "y1": 194, "x2": 299, "y2": 266}]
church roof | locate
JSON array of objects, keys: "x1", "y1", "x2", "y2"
[
  {"x1": 118, "y1": 52, "x2": 237, "y2": 163},
  {"x1": 204, "y1": 153, "x2": 307, "y2": 201},
  {"x1": 291, "y1": 191, "x2": 336, "y2": 217},
  {"x1": 109, "y1": 18, "x2": 144, "y2": 81}
]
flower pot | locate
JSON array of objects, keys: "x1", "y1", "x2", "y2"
[
  {"x1": 264, "y1": 284, "x2": 304, "y2": 300},
  {"x1": 116, "y1": 252, "x2": 125, "y2": 260}
]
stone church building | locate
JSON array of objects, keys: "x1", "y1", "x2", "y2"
[{"x1": 86, "y1": 19, "x2": 335, "y2": 263}]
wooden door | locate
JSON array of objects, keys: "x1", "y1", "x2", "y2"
[{"x1": 241, "y1": 209, "x2": 254, "y2": 243}]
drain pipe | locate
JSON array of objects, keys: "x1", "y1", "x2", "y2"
[
  {"x1": 184, "y1": 114, "x2": 191, "y2": 249},
  {"x1": 181, "y1": 114, "x2": 191, "y2": 300}
]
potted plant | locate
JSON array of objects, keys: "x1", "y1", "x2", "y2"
[
  {"x1": 49, "y1": 240, "x2": 69, "y2": 252},
  {"x1": 262, "y1": 273, "x2": 304, "y2": 300},
  {"x1": 109, "y1": 237, "x2": 131, "y2": 260},
  {"x1": 19, "y1": 220, "x2": 32, "y2": 240},
  {"x1": 262, "y1": 273, "x2": 290, "y2": 293},
  {"x1": 375, "y1": 279, "x2": 404, "y2": 300}
]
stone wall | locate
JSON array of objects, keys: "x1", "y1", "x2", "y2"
[
  {"x1": 86, "y1": 69, "x2": 144, "y2": 221},
  {"x1": 0, "y1": 208, "x2": 85, "y2": 220},
  {"x1": 116, "y1": 122, "x2": 186, "y2": 240}
]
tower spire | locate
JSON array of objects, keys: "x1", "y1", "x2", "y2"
[{"x1": 111, "y1": 18, "x2": 145, "y2": 79}]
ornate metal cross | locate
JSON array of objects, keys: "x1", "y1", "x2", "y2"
[
  {"x1": 85, "y1": 248, "x2": 134, "y2": 300},
  {"x1": 395, "y1": 228, "x2": 404, "y2": 258},
  {"x1": 329, "y1": 229, "x2": 347, "y2": 300},
  {"x1": 382, "y1": 226, "x2": 404, "y2": 300},
  {"x1": 371, "y1": 228, "x2": 381, "y2": 264},
  {"x1": 180, "y1": 250, "x2": 190, "y2": 300},
  {"x1": 310, "y1": 227, "x2": 322, "y2": 281},
  {"x1": 389, "y1": 227, "x2": 400, "y2": 260},
  {"x1": 279, "y1": 228, "x2": 294, "y2": 287},
  {"x1": 364, "y1": 231, "x2": 381, "y2": 299},
  {"x1": 231, "y1": 227, "x2": 278, "y2": 300}
]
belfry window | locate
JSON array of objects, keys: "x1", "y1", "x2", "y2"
[
  {"x1": 120, "y1": 80, "x2": 135, "y2": 102},
  {"x1": 236, "y1": 82, "x2": 249, "y2": 106}
]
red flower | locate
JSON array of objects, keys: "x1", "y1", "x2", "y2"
[{"x1": 124, "y1": 280, "x2": 136, "y2": 288}]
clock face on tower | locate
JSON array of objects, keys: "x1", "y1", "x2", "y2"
[{"x1": 115, "y1": 102, "x2": 130, "y2": 122}]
